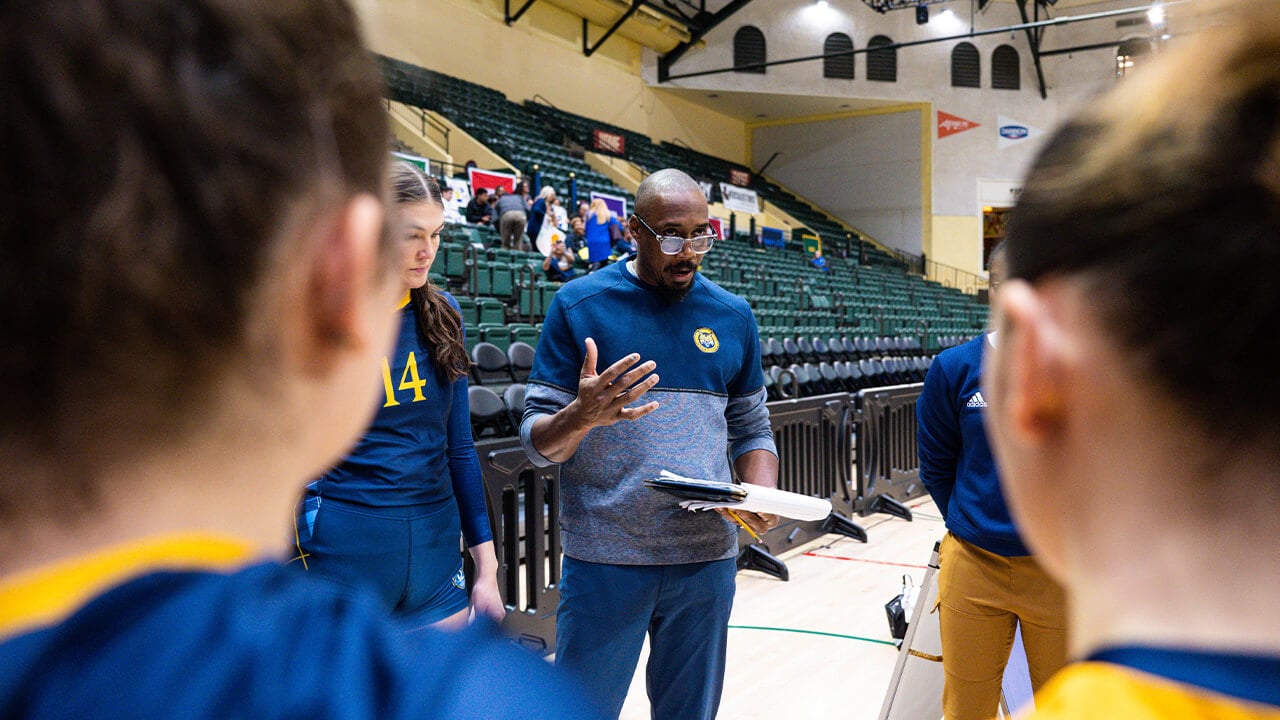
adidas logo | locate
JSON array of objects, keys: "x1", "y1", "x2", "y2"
[{"x1": 966, "y1": 392, "x2": 987, "y2": 409}]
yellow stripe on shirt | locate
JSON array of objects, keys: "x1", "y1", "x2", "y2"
[{"x1": 0, "y1": 534, "x2": 252, "y2": 639}]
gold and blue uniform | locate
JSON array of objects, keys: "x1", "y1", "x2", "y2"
[
  {"x1": 0, "y1": 535, "x2": 598, "y2": 719},
  {"x1": 1024, "y1": 649, "x2": 1280, "y2": 719},
  {"x1": 294, "y1": 292, "x2": 489, "y2": 623}
]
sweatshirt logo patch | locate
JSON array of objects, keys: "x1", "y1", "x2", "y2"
[
  {"x1": 966, "y1": 392, "x2": 987, "y2": 408},
  {"x1": 693, "y1": 327, "x2": 719, "y2": 353}
]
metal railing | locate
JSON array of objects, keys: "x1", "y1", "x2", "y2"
[{"x1": 386, "y1": 99, "x2": 450, "y2": 154}]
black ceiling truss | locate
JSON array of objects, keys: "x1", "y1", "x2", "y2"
[{"x1": 658, "y1": 2, "x2": 1167, "y2": 98}]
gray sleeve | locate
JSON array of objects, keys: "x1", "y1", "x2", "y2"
[
  {"x1": 519, "y1": 382, "x2": 576, "y2": 468},
  {"x1": 726, "y1": 386, "x2": 776, "y2": 462}
]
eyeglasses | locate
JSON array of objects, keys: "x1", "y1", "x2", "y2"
[{"x1": 633, "y1": 214, "x2": 716, "y2": 255}]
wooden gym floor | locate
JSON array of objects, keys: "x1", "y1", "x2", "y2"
[{"x1": 619, "y1": 496, "x2": 948, "y2": 720}]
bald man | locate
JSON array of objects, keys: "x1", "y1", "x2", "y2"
[{"x1": 520, "y1": 169, "x2": 779, "y2": 719}]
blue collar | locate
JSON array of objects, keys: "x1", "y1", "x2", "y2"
[{"x1": 1089, "y1": 645, "x2": 1280, "y2": 708}]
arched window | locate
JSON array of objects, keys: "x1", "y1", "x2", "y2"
[
  {"x1": 1116, "y1": 38, "x2": 1152, "y2": 78},
  {"x1": 951, "y1": 42, "x2": 980, "y2": 88},
  {"x1": 991, "y1": 45, "x2": 1020, "y2": 90},
  {"x1": 734, "y1": 26, "x2": 766, "y2": 74},
  {"x1": 823, "y1": 33, "x2": 854, "y2": 80},
  {"x1": 867, "y1": 35, "x2": 897, "y2": 83}
]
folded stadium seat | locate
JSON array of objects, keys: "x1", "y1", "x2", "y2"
[
  {"x1": 780, "y1": 337, "x2": 801, "y2": 365},
  {"x1": 796, "y1": 336, "x2": 815, "y2": 363},
  {"x1": 479, "y1": 323, "x2": 511, "y2": 352},
  {"x1": 517, "y1": 285, "x2": 542, "y2": 322},
  {"x1": 468, "y1": 255, "x2": 493, "y2": 297},
  {"x1": 468, "y1": 385, "x2": 512, "y2": 439},
  {"x1": 469, "y1": 341, "x2": 512, "y2": 386},
  {"x1": 487, "y1": 262, "x2": 514, "y2": 299},
  {"x1": 759, "y1": 337, "x2": 776, "y2": 369},
  {"x1": 791, "y1": 364, "x2": 816, "y2": 397},
  {"x1": 826, "y1": 336, "x2": 845, "y2": 361},
  {"x1": 441, "y1": 242, "x2": 467, "y2": 281},
  {"x1": 475, "y1": 297, "x2": 505, "y2": 326},
  {"x1": 502, "y1": 383, "x2": 526, "y2": 431},
  {"x1": 454, "y1": 296, "x2": 480, "y2": 328},
  {"x1": 832, "y1": 360, "x2": 852, "y2": 391},
  {"x1": 763, "y1": 369, "x2": 778, "y2": 401},
  {"x1": 858, "y1": 358, "x2": 880, "y2": 388},
  {"x1": 511, "y1": 325, "x2": 540, "y2": 348},
  {"x1": 811, "y1": 337, "x2": 829, "y2": 361},
  {"x1": 506, "y1": 341, "x2": 535, "y2": 383},
  {"x1": 841, "y1": 337, "x2": 858, "y2": 358},
  {"x1": 818, "y1": 362, "x2": 840, "y2": 394}
]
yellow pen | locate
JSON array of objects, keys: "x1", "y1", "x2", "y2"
[{"x1": 727, "y1": 509, "x2": 763, "y2": 543}]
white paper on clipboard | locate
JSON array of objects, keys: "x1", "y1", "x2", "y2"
[{"x1": 653, "y1": 471, "x2": 832, "y2": 521}]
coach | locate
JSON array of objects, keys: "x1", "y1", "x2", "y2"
[{"x1": 520, "y1": 169, "x2": 778, "y2": 719}]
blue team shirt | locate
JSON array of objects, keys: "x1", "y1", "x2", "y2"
[
  {"x1": 315, "y1": 293, "x2": 490, "y2": 546},
  {"x1": 917, "y1": 333, "x2": 1029, "y2": 556},
  {"x1": 0, "y1": 547, "x2": 597, "y2": 719},
  {"x1": 520, "y1": 261, "x2": 776, "y2": 565}
]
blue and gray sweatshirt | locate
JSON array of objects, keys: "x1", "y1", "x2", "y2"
[
  {"x1": 917, "y1": 333, "x2": 1030, "y2": 557},
  {"x1": 520, "y1": 261, "x2": 777, "y2": 565}
]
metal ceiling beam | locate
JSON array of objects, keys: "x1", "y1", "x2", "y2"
[
  {"x1": 657, "y1": 0, "x2": 758, "y2": 83},
  {"x1": 660, "y1": 2, "x2": 1167, "y2": 87},
  {"x1": 584, "y1": 0, "x2": 645, "y2": 57},
  {"x1": 1015, "y1": 0, "x2": 1049, "y2": 99},
  {"x1": 505, "y1": 0, "x2": 541, "y2": 26}
]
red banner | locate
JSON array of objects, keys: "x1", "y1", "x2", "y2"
[
  {"x1": 937, "y1": 110, "x2": 980, "y2": 139},
  {"x1": 708, "y1": 217, "x2": 725, "y2": 240},
  {"x1": 466, "y1": 167, "x2": 517, "y2": 194},
  {"x1": 729, "y1": 168, "x2": 751, "y2": 187},
  {"x1": 591, "y1": 129, "x2": 627, "y2": 157}
]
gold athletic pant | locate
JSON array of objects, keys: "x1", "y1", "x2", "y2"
[{"x1": 937, "y1": 532, "x2": 1068, "y2": 720}]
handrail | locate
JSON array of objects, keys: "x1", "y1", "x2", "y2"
[
  {"x1": 530, "y1": 94, "x2": 560, "y2": 111},
  {"x1": 386, "y1": 99, "x2": 452, "y2": 155},
  {"x1": 464, "y1": 242, "x2": 482, "y2": 299},
  {"x1": 515, "y1": 264, "x2": 538, "y2": 324}
]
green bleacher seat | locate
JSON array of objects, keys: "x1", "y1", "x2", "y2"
[
  {"x1": 488, "y1": 261, "x2": 514, "y2": 298},
  {"x1": 477, "y1": 297, "x2": 505, "y2": 325},
  {"x1": 455, "y1": 296, "x2": 479, "y2": 327},
  {"x1": 478, "y1": 323, "x2": 511, "y2": 351},
  {"x1": 512, "y1": 325, "x2": 540, "y2": 348}
]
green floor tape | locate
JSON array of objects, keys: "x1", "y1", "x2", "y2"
[{"x1": 728, "y1": 625, "x2": 897, "y2": 647}]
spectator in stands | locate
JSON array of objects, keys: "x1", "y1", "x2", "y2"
[
  {"x1": 988, "y1": 3, "x2": 1280, "y2": 716},
  {"x1": 542, "y1": 238, "x2": 576, "y2": 282},
  {"x1": 568, "y1": 215, "x2": 587, "y2": 252},
  {"x1": 291, "y1": 162, "x2": 503, "y2": 631},
  {"x1": 611, "y1": 223, "x2": 638, "y2": 260},
  {"x1": 441, "y1": 185, "x2": 464, "y2": 224},
  {"x1": 494, "y1": 186, "x2": 528, "y2": 250},
  {"x1": 583, "y1": 198, "x2": 621, "y2": 271},
  {"x1": 465, "y1": 186, "x2": 491, "y2": 225},
  {"x1": 0, "y1": 2, "x2": 599, "y2": 718},
  {"x1": 515, "y1": 178, "x2": 532, "y2": 206},
  {"x1": 917, "y1": 241, "x2": 1067, "y2": 720},
  {"x1": 809, "y1": 248, "x2": 831, "y2": 273},
  {"x1": 575, "y1": 199, "x2": 590, "y2": 221},
  {"x1": 526, "y1": 186, "x2": 557, "y2": 249},
  {"x1": 521, "y1": 168, "x2": 778, "y2": 720}
]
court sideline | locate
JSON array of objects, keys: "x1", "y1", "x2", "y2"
[{"x1": 620, "y1": 497, "x2": 948, "y2": 720}]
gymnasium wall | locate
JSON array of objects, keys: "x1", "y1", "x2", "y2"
[
  {"x1": 350, "y1": 0, "x2": 748, "y2": 163},
  {"x1": 751, "y1": 107, "x2": 926, "y2": 255},
  {"x1": 642, "y1": 0, "x2": 1173, "y2": 274}
]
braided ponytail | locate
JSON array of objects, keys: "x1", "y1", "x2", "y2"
[{"x1": 390, "y1": 162, "x2": 469, "y2": 381}]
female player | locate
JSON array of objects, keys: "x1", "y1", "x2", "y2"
[
  {"x1": 0, "y1": 1, "x2": 592, "y2": 716},
  {"x1": 294, "y1": 161, "x2": 504, "y2": 630},
  {"x1": 987, "y1": 1, "x2": 1280, "y2": 715}
]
